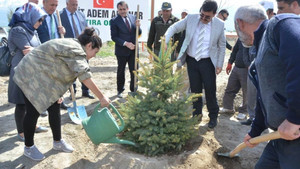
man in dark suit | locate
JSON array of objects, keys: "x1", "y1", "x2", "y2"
[
  {"x1": 60, "y1": 0, "x2": 94, "y2": 99},
  {"x1": 110, "y1": 1, "x2": 141, "y2": 98},
  {"x1": 37, "y1": 0, "x2": 70, "y2": 110}
]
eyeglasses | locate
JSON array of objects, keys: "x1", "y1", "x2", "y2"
[
  {"x1": 221, "y1": 13, "x2": 227, "y2": 21},
  {"x1": 200, "y1": 13, "x2": 211, "y2": 20}
]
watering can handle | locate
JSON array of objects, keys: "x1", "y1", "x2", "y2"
[{"x1": 95, "y1": 103, "x2": 125, "y2": 131}]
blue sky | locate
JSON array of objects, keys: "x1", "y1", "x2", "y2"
[{"x1": 0, "y1": 0, "x2": 277, "y2": 31}]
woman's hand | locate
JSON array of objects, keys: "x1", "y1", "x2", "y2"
[
  {"x1": 100, "y1": 95, "x2": 111, "y2": 107},
  {"x1": 23, "y1": 46, "x2": 34, "y2": 55}
]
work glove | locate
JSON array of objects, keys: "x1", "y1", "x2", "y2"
[{"x1": 226, "y1": 63, "x2": 232, "y2": 75}]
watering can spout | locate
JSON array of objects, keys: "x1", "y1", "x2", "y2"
[{"x1": 104, "y1": 137, "x2": 136, "y2": 146}]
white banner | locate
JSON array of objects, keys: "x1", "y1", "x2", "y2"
[{"x1": 57, "y1": 0, "x2": 150, "y2": 42}]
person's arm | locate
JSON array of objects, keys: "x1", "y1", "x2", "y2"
[
  {"x1": 82, "y1": 78, "x2": 110, "y2": 107},
  {"x1": 226, "y1": 40, "x2": 232, "y2": 50},
  {"x1": 225, "y1": 41, "x2": 238, "y2": 75},
  {"x1": 9, "y1": 27, "x2": 32, "y2": 55},
  {"x1": 110, "y1": 18, "x2": 125, "y2": 47},
  {"x1": 216, "y1": 22, "x2": 226, "y2": 75},
  {"x1": 147, "y1": 19, "x2": 156, "y2": 50},
  {"x1": 164, "y1": 16, "x2": 187, "y2": 44},
  {"x1": 228, "y1": 39, "x2": 239, "y2": 64},
  {"x1": 275, "y1": 19, "x2": 300, "y2": 140},
  {"x1": 172, "y1": 17, "x2": 181, "y2": 47},
  {"x1": 244, "y1": 98, "x2": 267, "y2": 147}
]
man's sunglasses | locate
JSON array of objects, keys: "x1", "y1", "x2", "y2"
[
  {"x1": 221, "y1": 13, "x2": 227, "y2": 21},
  {"x1": 200, "y1": 13, "x2": 211, "y2": 20}
]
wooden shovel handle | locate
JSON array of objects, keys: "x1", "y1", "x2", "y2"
[
  {"x1": 229, "y1": 131, "x2": 281, "y2": 157},
  {"x1": 133, "y1": 5, "x2": 139, "y2": 91},
  {"x1": 55, "y1": 10, "x2": 76, "y2": 98},
  {"x1": 70, "y1": 85, "x2": 76, "y2": 102},
  {"x1": 56, "y1": 10, "x2": 64, "y2": 38}
]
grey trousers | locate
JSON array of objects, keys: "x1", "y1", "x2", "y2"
[
  {"x1": 222, "y1": 66, "x2": 248, "y2": 113},
  {"x1": 247, "y1": 75, "x2": 256, "y2": 119}
]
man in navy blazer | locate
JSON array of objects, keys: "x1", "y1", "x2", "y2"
[
  {"x1": 37, "y1": 0, "x2": 64, "y2": 43},
  {"x1": 60, "y1": 0, "x2": 87, "y2": 38},
  {"x1": 60, "y1": 0, "x2": 93, "y2": 99},
  {"x1": 110, "y1": 1, "x2": 141, "y2": 98},
  {"x1": 36, "y1": 0, "x2": 70, "y2": 110}
]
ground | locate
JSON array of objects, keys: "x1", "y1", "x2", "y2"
[{"x1": 0, "y1": 48, "x2": 268, "y2": 169}]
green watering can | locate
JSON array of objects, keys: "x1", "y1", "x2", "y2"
[{"x1": 82, "y1": 103, "x2": 136, "y2": 146}]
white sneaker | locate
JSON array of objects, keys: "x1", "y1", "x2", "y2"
[
  {"x1": 236, "y1": 113, "x2": 246, "y2": 120},
  {"x1": 53, "y1": 139, "x2": 74, "y2": 153},
  {"x1": 24, "y1": 145, "x2": 45, "y2": 161},
  {"x1": 219, "y1": 108, "x2": 234, "y2": 114}
]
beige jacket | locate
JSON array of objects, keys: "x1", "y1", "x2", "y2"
[{"x1": 165, "y1": 14, "x2": 226, "y2": 68}]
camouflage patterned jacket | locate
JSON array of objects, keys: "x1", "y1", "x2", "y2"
[{"x1": 13, "y1": 38, "x2": 92, "y2": 113}]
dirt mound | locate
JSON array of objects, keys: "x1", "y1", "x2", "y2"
[{"x1": 0, "y1": 56, "x2": 265, "y2": 169}]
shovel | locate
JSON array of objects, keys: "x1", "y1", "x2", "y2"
[
  {"x1": 217, "y1": 131, "x2": 281, "y2": 158},
  {"x1": 67, "y1": 85, "x2": 88, "y2": 124},
  {"x1": 128, "y1": 5, "x2": 140, "y2": 97},
  {"x1": 55, "y1": 10, "x2": 88, "y2": 124}
]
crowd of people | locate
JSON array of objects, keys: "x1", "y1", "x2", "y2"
[{"x1": 4, "y1": 0, "x2": 299, "y2": 167}]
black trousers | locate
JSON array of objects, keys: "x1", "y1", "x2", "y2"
[
  {"x1": 73, "y1": 82, "x2": 89, "y2": 94},
  {"x1": 186, "y1": 56, "x2": 219, "y2": 119},
  {"x1": 15, "y1": 104, "x2": 26, "y2": 134},
  {"x1": 116, "y1": 51, "x2": 136, "y2": 93},
  {"x1": 23, "y1": 96, "x2": 61, "y2": 147}
]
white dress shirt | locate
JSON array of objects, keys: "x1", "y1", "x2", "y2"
[
  {"x1": 187, "y1": 20, "x2": 211, "y2": 60},
  {"x1": 66, "y1": 9, "x2": 82, "y2": 38}
]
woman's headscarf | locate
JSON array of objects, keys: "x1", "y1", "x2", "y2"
[{"x1": 8, "y1": 2, "x2": 47, "y2": 31}]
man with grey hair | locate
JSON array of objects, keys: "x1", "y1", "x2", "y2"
[
  {"x1": 235, "y1": 5, "x2": 300, "y2": 168},
  {"x1": 236, "y1": 6, "x2": 269, "y2": 125},
  {"x1": 234, "y1": 5, "x2": 267, "y2": 47}
]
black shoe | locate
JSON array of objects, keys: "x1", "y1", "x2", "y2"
[
  {"x1": 241, "y1": 118, "x2": 253, "y2": 126},
  {"x1": 82, "y1": 93, "x2": 95, "y2": 99},
  {"x1": 60, "y1": 102, "x2": 70, "y2": 110},
  {"x1": 40, "y1": 111, "x2": 48, "y2": 117},
  {"x1": 208, "y1": 118, "x2": 218, "y2": 128},
  {"x1": 117, "y1": 91, "x2": 123, "y2": 98}
]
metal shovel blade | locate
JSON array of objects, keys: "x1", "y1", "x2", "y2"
[
  {"x1": 67, "y1": 101, "x2": 87, "y2": 124},
  {"x1": 217, "y1": 131, "x2": 281, "y2": 159}
]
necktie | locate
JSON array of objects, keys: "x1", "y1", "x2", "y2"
[
  {"x1": 71, "y1": 13, "x2": 80, "y2": 38},
  {"x1": 195, "y1": 24, "x2": 206, "y2": 61},
  {"x1": 124, "y1": 16, "x2": 131, "y2": 32},
  {"x1": 50, "y1": 14, "x2": 56, "y2": 39}
]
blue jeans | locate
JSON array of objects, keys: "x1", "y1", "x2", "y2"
[{"x1": 255, "y1": 138, "x2": 300, "y2": 169}]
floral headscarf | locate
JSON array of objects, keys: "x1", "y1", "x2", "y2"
[{"x1": 8, "y1": 2, "x2": 47, "y2": 31}]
